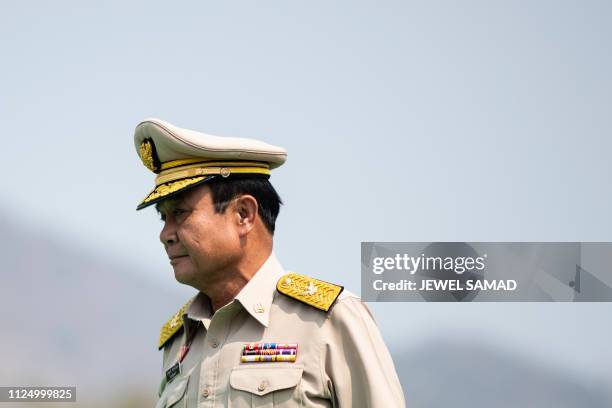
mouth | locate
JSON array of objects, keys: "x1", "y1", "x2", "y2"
[{"x1": 169, "y1": 255, "x2": 189, "y2": 264}]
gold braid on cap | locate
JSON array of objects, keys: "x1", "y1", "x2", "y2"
[
  {"x1": 142, "y1": 177, "x2": 206, "y2": 205},
  {"x1": 154, "y1": 161, "x2": 271, "y2": 186},
  {"x1": 137, "y1": 159, "x2": 272, "y2": 209}
]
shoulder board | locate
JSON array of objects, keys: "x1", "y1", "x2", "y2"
[
  {"x1": 158, "y1": 299, "x2": 192, "y2": 350},
  {"x1": 276, "y1": 273, "x2": 343, "y2": 312}
]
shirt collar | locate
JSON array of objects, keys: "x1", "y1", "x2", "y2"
[
  {"x1": 235, "y1": 251, "x2": 285, "y2": 327},
  {"x1": 184, "y1": 251, "x2": 284, "y2": 328}
]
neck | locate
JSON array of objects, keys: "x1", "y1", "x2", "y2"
[{"x1": 201, "y1": 245, "x2": 272, "y2": 312}]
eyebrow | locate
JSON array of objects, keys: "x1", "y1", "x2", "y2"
[
  {"x1": 155, "y1": 202, "x2": 166, "y2": 214},
  {"x1": 155, "y1": 197, "x2": 188, "y2": 214},
  {"x1": 155, "y1": 200, "x2": 175, "y2": 214}
]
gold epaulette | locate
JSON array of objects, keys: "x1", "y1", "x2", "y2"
[
  {"x1": 158, "y1": 299, "x2": 192, "y2": 349},
  {"x1": 276, "y1": 273, "x2": 343, "y2": 312}
]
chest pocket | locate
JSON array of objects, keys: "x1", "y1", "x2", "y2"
[
  {"x1": 156, "y1": 375, "x2": 189, "y2": 408},
  {"x1": 229, "y1": 366, "x2": 303, "y2": 408}
]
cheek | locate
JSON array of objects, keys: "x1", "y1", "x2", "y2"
[
  {"x1": 174, "y1": 222, "x2": 201, "y2": 253},
  {"x1": 178, "y1": 218, "x2": 238, "y2": 255}
]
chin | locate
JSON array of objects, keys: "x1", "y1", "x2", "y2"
[{"x1": 173, "y1": 266, "x2": 198, "y2": 286}]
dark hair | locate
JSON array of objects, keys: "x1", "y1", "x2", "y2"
[{"x1": 208, "y1": 176, "x2": 282, "y2": 235}]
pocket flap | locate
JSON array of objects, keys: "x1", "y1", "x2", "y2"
[
  {"x1": 230, "y1": 367, "x2": 303, "y2": 396},
  {"x1": 166, "y1": 376, "x2": 189, "y2": 407}
]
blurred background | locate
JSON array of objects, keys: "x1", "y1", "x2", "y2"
[{"x1": 1, "y1": 1, "x2": 611, "y2": 407}]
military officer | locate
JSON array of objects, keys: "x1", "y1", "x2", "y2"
[{"x1": 133, "y1": 118, "x2": 405, "y2": 407}]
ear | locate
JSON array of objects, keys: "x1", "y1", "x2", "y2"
[{"x1": 233, "y1": 194, "x2": 258, "y2": 236}]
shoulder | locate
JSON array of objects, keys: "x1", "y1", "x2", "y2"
[
  {"x1": 275, "y1": 272, "x2": 349, "y2": 313},
  {"x1": 158, "y1": 298, "x2": 193, "y2": 350},
  {"x1": 274, "y1": 273, "x2": 380, "y2": 335},
  {"x1": 329, "y1": 290, "x2": 376, "y2": 321}
]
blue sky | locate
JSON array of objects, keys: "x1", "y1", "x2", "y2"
[{"x1": 2, "y1": 0, "x2": 611, "y2": 383}]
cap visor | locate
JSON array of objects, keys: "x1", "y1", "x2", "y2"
[{"x1": 136, "y1": 175, "x2": 215, "y2": 210}]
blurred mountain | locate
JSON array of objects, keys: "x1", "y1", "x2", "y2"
[
  {"x1": 1, "y1": 213, "x2": 611, "y2": 407},
  {"x1": 395, "y1": 340, "x2": 612, "y2": 408},
  {"x1": 0, "y1": 213, "x2": 189, "y2": 406}
]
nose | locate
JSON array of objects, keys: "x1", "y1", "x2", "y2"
[{"x1": 160, "y1": 219, "x2": 178, "y2": 247}]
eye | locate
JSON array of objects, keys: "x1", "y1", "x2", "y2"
[{"x1": 172, "y1": 208, "x2": 190, "y2": 220}]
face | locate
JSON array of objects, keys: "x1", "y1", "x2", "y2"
[{"x1": 157, "y1": 185, "x2": 242, "y2": 287}]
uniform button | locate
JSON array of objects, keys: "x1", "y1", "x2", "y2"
[
  {"x1": 257, "y1": 381, "x2": 267, "y2": 392},
  {"x1": 210, "y1": 339, "x2": 219, "y2": 348},
  {"x1": 202, "y1": 388, "x2": 210, "y2": 398}
]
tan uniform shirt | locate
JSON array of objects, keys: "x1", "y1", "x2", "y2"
[{"x1": 156, "y1": 253, "x2": 405, "y2": 407}]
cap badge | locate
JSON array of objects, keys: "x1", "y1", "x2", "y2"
[{"x1": 139, "y1": 139, "x2": 160, "y2": 173}]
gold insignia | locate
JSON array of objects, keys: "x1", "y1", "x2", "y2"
[
  {"x1": 140, "y1": 176, "x2": 206, "y2": 206},
  {"x1": 158, "y1": 299, "x2": 193, "y2": 349},
  {"x1": 139, "y1": 139, "x2": 156, "y2": 172},
  {"x1": 303, "y1": 282, "x2": 317, "y2": 296},
  {"x1": 253, "y1": 303, "x2": 265, "y2": 313},
  {"x1": 276, "y1": 273, "x2": 343, "y2": 312}
]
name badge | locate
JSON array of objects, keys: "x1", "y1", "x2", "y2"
[{"x1": 165, "y1": 362, "x2": 181, "y2": 383}]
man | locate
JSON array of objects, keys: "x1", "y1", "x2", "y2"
[{"x1": 133, "y1": 118, "x2": 405, "y2": 407}]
